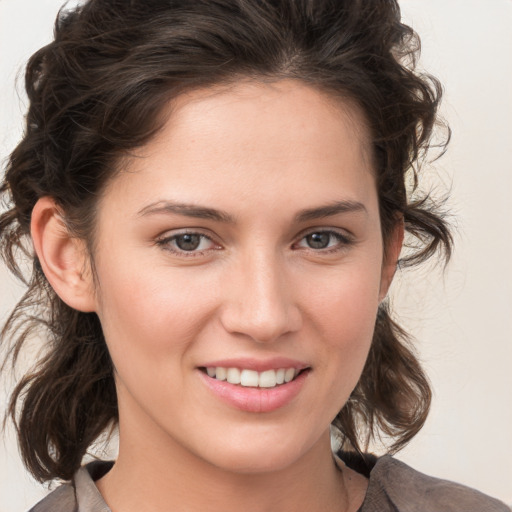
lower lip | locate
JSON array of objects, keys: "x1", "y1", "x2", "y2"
[{"x1": 199, "y1": 369, "x2": 309, "y2": 413}]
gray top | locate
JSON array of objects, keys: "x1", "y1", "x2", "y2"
[{"x1": 28, "y1": 455, "x2": 510, "y2": 512}]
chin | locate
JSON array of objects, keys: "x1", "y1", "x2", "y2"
[
  {"x1": 209, "y1": 449, "x2": 299, "y2": 475},
  {"x1": 196, "y1": 427, "x2": 326, "y2": 475}
]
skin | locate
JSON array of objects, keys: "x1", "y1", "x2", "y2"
[{"x1": 32, "y1": 79, "x2": 402, "y2": 512}]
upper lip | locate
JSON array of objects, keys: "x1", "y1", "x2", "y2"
[{"x1": 198, "y1": 357, "x2": 310, "y2": 372}]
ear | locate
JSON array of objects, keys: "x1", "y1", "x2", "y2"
[
  {"x1": 379, "y1": 216, "x2": 405, "y2": 302},
  {"x1": 31, "y1": 197, "x2": 96, "y2": 312}
]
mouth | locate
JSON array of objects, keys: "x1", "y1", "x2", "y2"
[
  {"x1": 199, "y1": 366, "x2": 309, "y2": 389},
  {"x1": 198, "y1": 363, "x2": 310, "y2": 412}
]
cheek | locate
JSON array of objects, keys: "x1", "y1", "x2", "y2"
[
  {"x1": 308, "y1": 261, "x2": 381, "y2": 334},
  {"x1": 94, "y1": 263, "x2": 215, "y2": 368},
  {"x1": 302, "y1": 259, "x2": 382, "y2": 379}
]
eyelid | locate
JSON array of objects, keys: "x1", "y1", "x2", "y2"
[
  {"x1": 155, "y1": 229, "x2": 222, "y2": 257},
  {"x1": 154, "y1": 227, "x2": 354, "y2": 257},
  {"x1": 293, "y1": 228, "x2": 354, "y2": 251}
]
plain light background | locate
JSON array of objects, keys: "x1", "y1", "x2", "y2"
[{"x1": 1, "y1": 0, "x2": 511, "y2": 510}]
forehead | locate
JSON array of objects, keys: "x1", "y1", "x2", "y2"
[
  {"x1": 155, "y1": 79, "x2": 373, "y2": 170},
  {"x1": 106, "y1": 79, "x2": 377, "y2": 219}
]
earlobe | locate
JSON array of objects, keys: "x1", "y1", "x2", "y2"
[
  {"x1": 379, "y1": 218, "x2": 405, "y2": 302},
  {"x1": 31, "y1": 197, "x2": 96, "y2": 312}
]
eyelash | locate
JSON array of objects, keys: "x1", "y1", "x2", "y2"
[
  {"x1": 155, "y1": 230, "x2": 219, "y2": 258},
  {"x1": 293, "y1": 229, "x2": 354, "y2": 254},
  {"x1": 155, "y1": 229, "x2": 353, "y2": 258}
]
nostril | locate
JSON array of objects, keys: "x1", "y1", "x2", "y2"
[{"x1": 219, "y1": 305, "x2": 302, "y2": 344}]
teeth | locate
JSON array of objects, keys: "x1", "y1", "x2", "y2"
[
  {"x1": 226, "y1": 367, "x2": 241, "y2": 385},
  {"x1": 206, "y1": 367, "x2": 301, "y2": 388},
  {"x1": 258, "y1": 369, "x2": 277, "y2": 388},
  {"x1": 240, "y1": 369, "x2": 259, "y2": 387},
  {"x1": 284, "y1": 368, "x2": 296, "y2": 383},
  {"x1": 216, "y1": 367, "x2": 227, "y2": 381}
]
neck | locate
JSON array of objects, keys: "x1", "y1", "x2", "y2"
[
  {"x1": 95, "y1": 393, "x2": 367, "y2": 512},
  {"x1": 97, "y1": 432, "x2": 360, "y2": 512}
]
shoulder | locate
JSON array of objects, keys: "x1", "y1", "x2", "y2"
[
  {"x1": 27, "y1": 461, "x2": 113, "y2": 512},
  {"x1": 27, "y1": 483, "x2": 76, "y2": 512},
  {"x1": 359, "y1": 455, "x2": 510, "y2": 512}
]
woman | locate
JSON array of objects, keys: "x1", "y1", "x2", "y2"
[{"x1": 0, "y1": 0, "x2": 509, "y2": 511}]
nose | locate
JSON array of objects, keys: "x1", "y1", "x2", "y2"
[{"x1": 219, "y1": 251, "x2": 302, "y2": 343}]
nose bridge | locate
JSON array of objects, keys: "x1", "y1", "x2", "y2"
[{"x1": 221, "y1": 247, "x2": 300, "y2": 343}]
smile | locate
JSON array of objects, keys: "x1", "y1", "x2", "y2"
[
  {"x1": 203, "y1": 367, "x2": 301, "y2": 388},
  {"x1": 199, "y1": 365, "x2": 309, "y2": 413}
]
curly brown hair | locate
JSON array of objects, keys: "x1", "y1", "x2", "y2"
[{"x1": 1, "y1": 0, "x2": 451, "y2": 482}]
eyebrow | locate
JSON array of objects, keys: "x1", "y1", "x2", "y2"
[
  {"x1": 137, "y1": 199, "x2": 367, "y2": 223},
  {"x1": 294, "y1": 200, "x2": 367, "y2": 222},
  {"x1": 137, "y1": 201, "x2": 236, "y2": 223}
]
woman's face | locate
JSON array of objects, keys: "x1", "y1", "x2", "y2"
[{"x1": 90, "y1": 80, "x2": 398, "y2": 473}]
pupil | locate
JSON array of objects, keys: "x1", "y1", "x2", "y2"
[
  {"x1": 307, "y1": 232, "x2": 330, "y2": 249},
  {"x1": 176, "y1": 234, "x2": 201, "y2": 251}
]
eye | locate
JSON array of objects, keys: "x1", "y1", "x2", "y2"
[
  {"x1": 295, "y1": 230, "x2": 352, "y2": 251},
  {"x1": 173, "y1": 233, "x2": 206, "y2": 251},
  {"x1": 156, "y1": 231, "x2": 219, "y2": 255}
]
